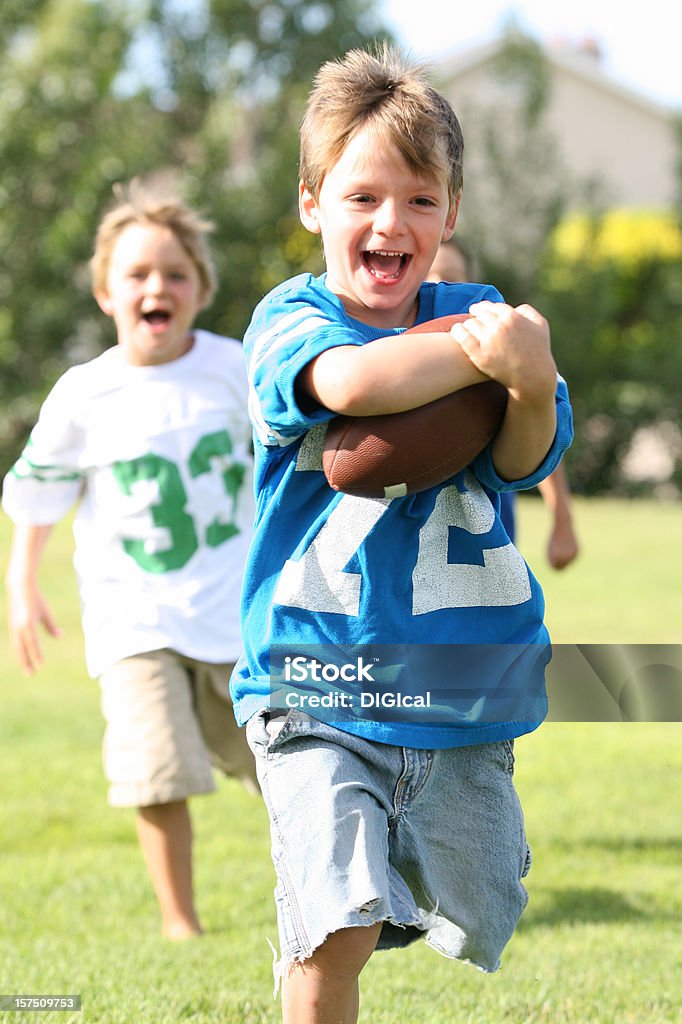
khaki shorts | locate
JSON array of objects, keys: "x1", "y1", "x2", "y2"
[{"x1": 99, "y1": 649, "x2": 257, "y2": 807}]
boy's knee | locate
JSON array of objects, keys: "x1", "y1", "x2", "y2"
[
  {"x1": 288, "y1": 922, "x2": 382, "y2": 985},
  {"x1": 312, "y1": 923, "x2": 382, "y2": 977}
]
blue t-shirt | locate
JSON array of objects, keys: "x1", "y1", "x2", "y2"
[
  {"x1": 499, "y1": 490, "x2": 516, "y2": 541},
  {"x1": 231, "y1": 274, "x2": 573, "y2": 747}
]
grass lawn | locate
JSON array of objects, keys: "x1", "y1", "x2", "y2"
[
  {"x1": 516, "y1": 494, "x2": 682, "y2": 644},
  {"x1": 0, "y1": 500, "x2": 680, "y2": 1023}
]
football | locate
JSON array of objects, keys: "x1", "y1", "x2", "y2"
[{"x1": 322, "y1": 314, "x2": 508, "y2": 499}]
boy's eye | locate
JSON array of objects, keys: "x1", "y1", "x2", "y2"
[
  {"x1": 413, "y1": 196, "x2": 437, "y2": 207},
  {"x1": 349, "y1": 194, "x2": 374, "y2": 205}
]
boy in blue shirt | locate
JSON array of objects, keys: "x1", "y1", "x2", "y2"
[{"x1": 232, "y1": 45, "x2": 572, "y2": 1023}]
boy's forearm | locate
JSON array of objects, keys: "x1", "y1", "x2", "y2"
[
  {"x1": 5, "y1": 522, "x2": 60, "y2": 675},
  {"x1": 5, "y1": 523, "x2": 54, "y2": 588},
  {"x1": 490, "y1": 393, "x2": 558, "y2": 483},
  {"x1": 301, "y1": 330, "x2": 488, "y2": 416},
  {"x1": 537, "y1": 464, "x2": 573, "y2": 518}
]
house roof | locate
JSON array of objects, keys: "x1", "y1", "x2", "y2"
[{"x1": 437, "y1": 34, "x2": 675, "y2": 125}]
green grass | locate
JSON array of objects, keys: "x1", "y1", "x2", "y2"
[
  {"x1": 0, "y1": 502, "x2": 681, "y2": 1023},
  {"x1": 516, "y1": 495, "x2": 682, "y2": 643}
]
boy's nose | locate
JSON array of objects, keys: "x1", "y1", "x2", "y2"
[
  {"x1": 146, "y1": 271, "x2": 166, "y2": 294},
  {"x1": 373, "y1": 200, "x2": 405, "y2": 237}
]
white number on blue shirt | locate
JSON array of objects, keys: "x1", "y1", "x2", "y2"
[
  {"x1": 275, "y1": 430, "x2": 531, "y2": 615},
  {"x1": 412, "y1": 477, "x2": 531, "y2": 612},
  {"x1": 274, "y1": 494, "x2": 389, "y2": 615}
]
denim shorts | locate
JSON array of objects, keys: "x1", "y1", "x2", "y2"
[{"x1": 246, "y1": 708, "x2": 531, "y2": 982}]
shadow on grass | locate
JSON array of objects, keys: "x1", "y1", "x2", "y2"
[
  {"x1": 520, "y1": 885, "x2": 678, "y2": 929},
  {"x1": 567, "y1": 835, "x2": 682, "y2": 859},
  {"x1": 534, "y1": 834, "x2": 682, "y2": 873}
]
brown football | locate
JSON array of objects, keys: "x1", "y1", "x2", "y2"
[{"x1": 322, "y1": 314, "x2": 508, "y2": 499}]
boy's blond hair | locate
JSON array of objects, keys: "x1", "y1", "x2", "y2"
[
  {"x1": 299, "y1": 45, "x2": 464, "y2": 205},
  {"x1": 90, "y1": 178, "x2": 217, "y2": 304}
]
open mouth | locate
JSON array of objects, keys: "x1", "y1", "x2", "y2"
[
  {"x1": 362, "y1": 250, "x2": 410, "y2": 281},
  {"x1": 142, "y1": 309, "x2": 172, "y2": 328}
]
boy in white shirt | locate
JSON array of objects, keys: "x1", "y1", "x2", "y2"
[{"x1": 3, "y1": 180, "x2": 256, "y2": 939}]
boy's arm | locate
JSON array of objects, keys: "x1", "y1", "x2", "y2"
[
  {"x1": 5, "y1": 523, "x2": 61, "y2": 676},
  {"x1": 299, "y1": 327, "x2": 488, "y2": 416},
  {"x1": 452, "y1": 301, "x2": 559, "y2": 481},
  {"x1": 537, "y1": 465, "x2": 580, "y2": 569}
]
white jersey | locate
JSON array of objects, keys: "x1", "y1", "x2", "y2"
[{"x1": 2, "y1": 330, "x2": 254, "y2": 676}]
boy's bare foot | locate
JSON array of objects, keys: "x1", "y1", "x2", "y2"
[{"x1": 163, "y1": 920, "x2": 204, "y2": 941}]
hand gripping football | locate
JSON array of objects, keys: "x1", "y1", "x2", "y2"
[{"x1": 322, "y1": 314, "x2": 508, "y2": 499}]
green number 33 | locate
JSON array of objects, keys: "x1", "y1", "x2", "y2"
[{"x1": 112, "y1": 429, "x2": 246, "y2": 573}]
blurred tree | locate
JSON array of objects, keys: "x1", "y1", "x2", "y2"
[
  {"x1": 0, "y1": 0, "x2": 172, "y2": 467},
  {"x1": 538, "y1": 211, "x2": 682, "y2": 495},
  {"x1": 0, "y1": 0, "x2": 386, "y2": 472}
]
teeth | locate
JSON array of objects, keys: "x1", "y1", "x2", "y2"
[{"x1": 370, "y1": 250, "x2": 405, "y2": 257}]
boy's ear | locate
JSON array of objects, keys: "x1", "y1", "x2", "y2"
[
  {"x1": 441, "y1": 193, "x2": 461, "y2": 243},
  {"x1": 299, "y1": 181, "x2": 321, "y2": 235},
  {"x1": 94, "y1": 290, "x2": 114, "y2": 317}
]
